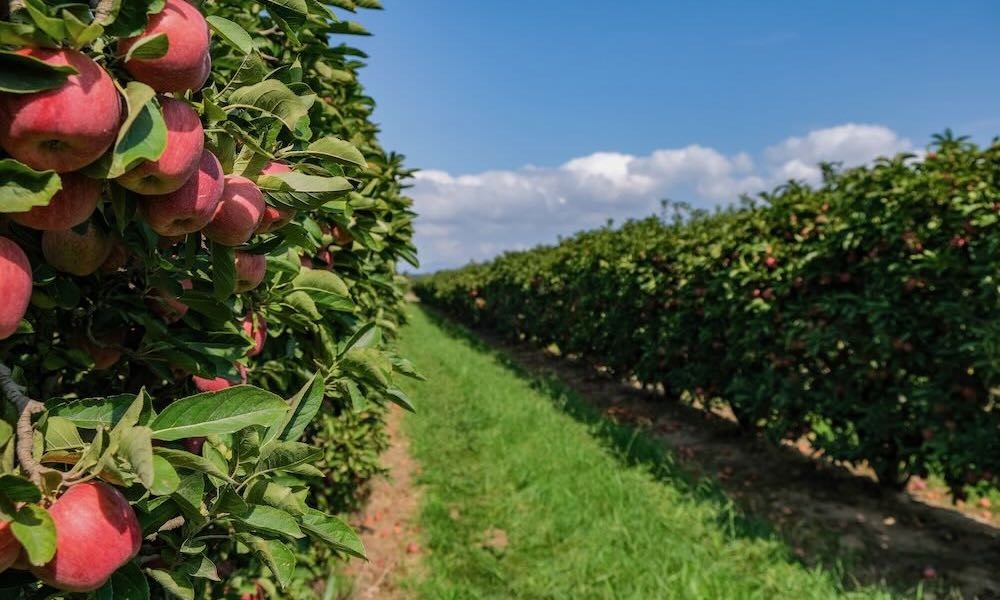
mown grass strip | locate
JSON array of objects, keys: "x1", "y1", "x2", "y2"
[{"x1": 396, "y1": 307, "x2": 905, "y2": 599}]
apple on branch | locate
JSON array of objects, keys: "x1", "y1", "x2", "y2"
[
  {"x1": 119, "y1": 0, "x2": 212, "y2": 94},
  {"x1": 234, "y1": 251, "x2": 266, "y2": 293},
  {"x1": 10, "y1": 172, "x2": 102, "y2": 231},
  {"x1": 41, "y1": 221, "x2": 113, "y2": 277},
  {"x1": 139, "y1": 149, "x2": 224, "y2": 237},
  {"x1": 31, "y1": 482, "x2": 141, "y2": 592},
  {"x1": 0, "y1": 49, "x2": 122, "y2": 173},
  {"x1": 0, "y1": 237, "x2": 32, "y2": 340},
  {"x1": 117, "y1": 97, "x2": 204, "y2": 195},
  {"x1": 203, "y1": 176, "x2": 265, "y2": 246}
]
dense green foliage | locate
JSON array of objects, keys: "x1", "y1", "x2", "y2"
[
  {"x1": 0, "y1": 1, "x2": 416, "y2": 598},
  {"x1": 397, "y1": 307, "x2": 895, "y2": 599},
  {"x1": 416, "y1": 134, "x2": 999, "y2": 495}
]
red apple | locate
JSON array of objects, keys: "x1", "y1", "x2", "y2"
[
  {"x1": 74, "y1": 330, "x2": 126, "y2": 370},
  {"x1": 99, "y1": 240, "x2": 131, "y2": 273},
  {"x1": 255, "y1": 162, "x2": 296, "y2": 233},
  {"x1": 0, "y1": 237, "x2": 32, "y2": 340},
  {"x1": 31, "y1": 482, "x2": 141, "y2": 592},
  {"x1": 147, "y1": 278, "x2": 192, "y2": 323},
  {"x1": 0, "y1": 518, "x2": 21, "y2": 573},
  {"x1": 0, "y1": 49, "x2": 121, "y2": 172},
  {"x1": 192, "y1": 363, "x2": 247, "y2": 392},
  {"x1": 331, "y1": 225, "x2": 353, "y2": 247},
  {"x1": 241, "y1": 313, "x2": 267, "y2": 357},
  {"x1": 181, "y1": 436, "x2": 205, "y2": 455},
  {"x1": 140, "y1": 150, "x2": 224, "y2": 237},
  {"x1": 117, "y1": 97, "x2": 204, "y2": 195},
  {"x1": 119, "y1": 0, "x2": 211, "y2": 94},
  {"x1": 9, "y1": 172, "x2": 102, "y2": 231},
  {"x1": 234, "y1": 252, "x2": 266, "y2": 293},
  {"x1": 203, "y1": 176, "x2": 265, "y2": 246},
  {"x1": 41, "y1": 221, "x2": 112, "y2": 277}
]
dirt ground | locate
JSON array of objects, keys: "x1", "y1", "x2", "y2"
[
  {"x1": 343, "y1": 405, "x2": 423, "y2": 599},
  {"x1": 471, "y1": 328, "x2": 1000, "y2": 600}
]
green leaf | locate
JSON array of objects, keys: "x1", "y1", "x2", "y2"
[
  {"x1": 62, "y1": 8, "x2": 105, "y2": 49},
  {"x1": 238, "y1": 534, "x2": 296, "y2": 589},
  {"x1": 282, "y1": 136, "x2": 366, "y2": 168},
  {"x1": 11, "y1": 503, "x2": 56, "y2": 566},
  {"x1": 118, "y1": 426, "x2": 152, "y2": 489},
  {"x1": 228, "y1": 79, "x2": 313, "y2": 133},
  {"x1": 257, "y1": 171, "x2": 353, "y2": 194},
  {"x1": 104, "y1": 561, "x2": 150, "y2": 600},
  {"x1": 48, "y1": 394, "x2": 144, "y2": 430},
  {"x1": 280, "y1": 375, "x2": 325, "y2": 443},
  {"x1": 42, "y1": 416, "x2": 83, "y2": 451},
  {"x1": 124, "y1": 32, "x2": 169, "y2": 62},
  {"x1": 256, "y1": 442, "x2": 322, "y2": 476},
  {"x1": 20, "y1": 0, "x2": 67, "y2": 42},
  {"x1": 0, "y1": 50, "x2": 76, "y2": 93},
  {"x1": 385, "y1": 388, "x2": 416, "y2": 412},
  {"x1": 181, "y1": 555, "x2": 221, "y2": 582},
  {"x1": 285, "y1": 291, "x2": 321, "y2": 320},
  {"x1": 0, "y1": 159, "x2": 62, "y2": 213},
  {"x1": 150, "y1": 386, "x2": 288, "y2": 441},
  {"x1": 245, "y1": 481, "x2": 305, "y2": 517},
  {"x1": 342, "y1": 348, "x2": 392, "y2": 387},
  {"x1": 146, "y1": 568, "x2": 194, "y2": 600},
  {"x1": 206, "y1": 16, "x2": 254, "y2": 55},
  {"x1": 211, "y1": 242, "x2": 236, "y2": 300},
  {"x1": 87, "y1": 82, "x2": 166, "y2": 180},
  {"x1": 300, "y1": 508, "x2": 365, "y2": 558},
  {"x1": 0, "y1": 474, "x2": 41, "y2": 503},
  {"x1": 233, "y1": 504, "x2": 304, "y2": 540},
  {"x1": 154, "y1": 447, "x2": 234, "y2": 483},
  {"x1": 293, "y1": 268, "x2": 350, "y2": 297},
  {"x1": 150, "y1": 454, "x2": 181, "y2": 496}
]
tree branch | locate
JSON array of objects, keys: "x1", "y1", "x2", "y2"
[{"x1": 0, "y1": 363, "x2": 51, "y2": 486}]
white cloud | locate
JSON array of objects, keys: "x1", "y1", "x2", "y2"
[{"x1": 408, "y1": 123, "x2": 914, "y2": 272}]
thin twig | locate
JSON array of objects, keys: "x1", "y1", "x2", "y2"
[{"x1": 0, "y1": 363, "x2": 52, "y2": 486}]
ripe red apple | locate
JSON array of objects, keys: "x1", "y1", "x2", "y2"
[
  {"x1": 242, "y1": 313, "x2": 267, "y2": 357},
  {"x1": 31, "y1": 482, "x2": 141, "y2": 592},
  {"x1": 203, "y1": 176, "x2": 265, "y2": 246},
  {"x1": 181, "y1": 436, "x2": 205, "y2": 455},
  {"x1": 117, "y1": 97, "x2": 204, "y2": 194},
  {"x1": 140, "y1": 149, "x2": 224, "y2": 236},
  {"x1": 10, "y1": 172, "x2": 102, "y2": 231},
  {"x1": 331, "y1": 225, "x2": 353, "y2": 247},
  {"x1": 192, "y1": 363, "x2": 247, "y2": 392},
  {"x1": 0, "y1": 237, "x2": 32, "y2": 341},
  {"x1": 147, "y1": 278, "x2": 193, "y2": 323},
  {"x1": 74, "y1": 330, "x2": 126, "y2": 370},
  {"x1": 0, "y1": 49, "x2": 121, "y2": 173},
  {"x1": 255, "y1": 162, "x2": 296, "y2": 233},
  {"x1": 0, "y1": 519, "x2": 21, "y2": 573},
  {"x1": 41, "y1": 221, "x2": 113, "y2": 277},
  {"x1": 119, "y1": 0, "x2": 212, "y2": 94},
  {"x1": 234, "y1": 252, "x2": 266, "y2": 293}
]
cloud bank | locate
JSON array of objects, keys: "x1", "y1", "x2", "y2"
[{"x1": 410, "y1": 124, "x2": 914, "y2": 272}]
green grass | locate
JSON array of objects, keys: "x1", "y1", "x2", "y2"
[{"x1": 395, "y1": 307, "x2": 904, "y2": 600}]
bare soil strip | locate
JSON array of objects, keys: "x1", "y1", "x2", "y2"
[
  {"x1": 471, "y1": 327, "x2": 1000, "y2": 599},
  {"x1": 344, "y1": 405, "x2": 422, "y2": 599}
]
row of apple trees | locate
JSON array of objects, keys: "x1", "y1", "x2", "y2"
[
  {"x1": 0, "y1": 0, "x2": 419, "y2": 598},
  {"x1": 416, "y1": 133, "x2": 998, "y2": 498}
]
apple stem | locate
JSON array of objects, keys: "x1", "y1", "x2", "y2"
[{"x1": 0, "y1": 363, "x2": 55, "y2": 486}]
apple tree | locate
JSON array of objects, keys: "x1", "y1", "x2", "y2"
[{"x1": 0, "y1": 0, "x2": 418, "y2": 597}]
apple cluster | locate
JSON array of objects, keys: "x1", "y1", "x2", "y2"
[
  {"x1": 0, "y1": 0, "x2": 283, "y2": 379},
  {"x1": 0, "y1": 0, "x2": 299, "y2": 592}
]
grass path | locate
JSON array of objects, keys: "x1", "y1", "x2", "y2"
[{"x1": 394, "y1": 307, "x2": 899, "y2": 599}]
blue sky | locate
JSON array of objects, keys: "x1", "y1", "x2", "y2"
[{"x1": 346, "y1": 1, "x2": 1000, "y2": 271}]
